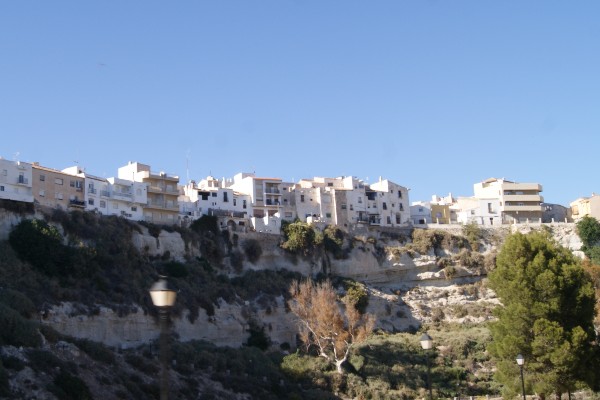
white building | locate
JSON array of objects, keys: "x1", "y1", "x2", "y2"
[
  {"x1": 0, "y1": 158, "x2": 34, "y2": 203},
  {"x1": 230, "y1": 173, "x2": 282, "y2": 233},
  {"x1": 410, "y1": 201, "x2": 432, "y2": 225},
  {"x1": 368, "y1": 178, "x2": 410, "y2": 227},
  {"x1": 179, "y1": 176, "x2": 251, "y2": 230}
]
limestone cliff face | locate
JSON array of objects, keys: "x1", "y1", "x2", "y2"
[{"x1": 0, "y1": 206, "x2": 584, "y2": 349}]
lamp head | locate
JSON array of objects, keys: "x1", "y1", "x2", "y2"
[
  {"x1": 420, "y1": 333, "x2": 433, "y2": 350},
  {"x1": 516, "y1": 354, "x2": 524, "y2": 366},
  {"x1": 149, "y1": 277, "x2": 177, "y2": 308}
]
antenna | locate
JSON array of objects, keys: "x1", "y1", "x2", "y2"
[{"x1": 13, "y1": 152, "x2": 20, "y2": 161}]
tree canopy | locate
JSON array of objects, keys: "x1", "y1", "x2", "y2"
[
  {"x1": 288, "y1": 279, "x2": 374, "y2": 374},
  {"x1": 488, "y1": 231, "x2": 598, "y2": 399},
  {"x1": 576, "y1": 215, "x2": 600, "y2": 262}
]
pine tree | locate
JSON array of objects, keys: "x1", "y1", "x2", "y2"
[{"x1": 488, "y1": 231, "x2": 597, "y2": 399}]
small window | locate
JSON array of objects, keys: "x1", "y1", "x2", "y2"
[
  {"x1": 350, "y1": 204, "x2": 354, "y2": 211},
  {"x1": 326, "y1": 213, "x2": 332, "y2": 218},
  {"x1": 341, "y1": 203, "x2": 347, "y2": 210},
  {"x1": 55, "y1": 192, "x2": 63, "y2": 200},
  {"x1": 223, "y1": 192, "x2": 229, "y2": 202},
  {"x1": 70, "y1": 180, "x2": 75, "y2": 187},
  {"x1": 0, "y1": 186, "x2": 4, "y2": 191},
  {"x1": 131, "y1": 206, "x2": 137, "y2": 212},
  {"x1": 243, "y1": 200, "x2": 247, "y2": 209},
  {"x1": 383, "y1": 202, "x2": 387, "y2": 210},
  {"x1": 327, "y1": 182, "x2": 333, "y2": 187},
  {"x1": 211, "y1": 192, "x2": 217, "y2": 197},
  {"x1": 88, "y1": 198, "x2": 94, "y2": 205},
  {"x1": 300, "y1": 195, "x2": 305, "y2": 202},
  {"x1": 398, "y1": 191, "x2": 402, "y2": 198},
  {"x1": 40, "y1": 174, "x2": 46, "y2": 181},
  {"x1": 387, "y1": 216, "x2": 391, "y2": 224},
  {"x1": 55, "y1": 178, "x2": 63, "y2": 185},
  {"x1": 39, "y1": 189, "x2": 44, "y2": 197},
  {"x1": 100, "y1": 200, "x2": 106, "y2": 208},
  {"x1": 233, "y1": 198, "x2": 237, "y2": 206},
  {"x1": 358, "y1": 197, "x2": 362, "y2": 204}
]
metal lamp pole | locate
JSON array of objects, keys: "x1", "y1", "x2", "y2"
[
  {"x1": 516, "y1": 354, "x2": 526, "y2": 400},
  {"x1": 420, "y1": 333, "x2": 434, "y2": 400},
  {"x1": 150, "y1": 277, "x2": 177, "y2": 400}
]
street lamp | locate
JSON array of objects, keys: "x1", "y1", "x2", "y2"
[
  {"x1": 150, "y1": 277, "x2": 177, "y2": 400},
  {"x1": 420, "y1": 333, "x2": 434, "y2": 400},
  {"x1": 516, "y1": 354, "x2": 526, "y2": 400}
]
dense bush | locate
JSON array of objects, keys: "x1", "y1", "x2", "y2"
[
  {"x1": 190, "y1": 215, "x2": 220, "y2": 236},
  {"x1": 0, "y1": 303, "x2": 42, "y2": 347},
  {"x1": 462, "y1": 222, "x2": 483, "y2": 251},
  {"x1": 49, "y1": 371, "x2": 93, "y2": 400},
  {"x1": 409, "y1": 229, "x2": 467, "y2": 255},
  {"x1": 281, "y1": 221, "x2": 320, "y2": 255},
  {"x1": 0, "y1": 288, "x2": 37, "y2": 318},
  {"x1": 341, "y1": 279, "x2": 369, "y2": 314},
  {"x1": 242, "y1": 238, "x2": 263, "y2": 264},
  {"x1": 323, "y1": 225, "x2": 346, "y2": 259}
]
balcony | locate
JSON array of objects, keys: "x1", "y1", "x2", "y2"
[
  {"x1": 264, "y1": 188, "x2": 281, "y2": 195},
  {"x1": 69, "y1": 199, "x2": 85, "y2": 208},
  {"x1": 16, "y1": 177, "x2": 29, "y2": 185},
  {"x1": 146, "y1": 201, "x2": 179, "y2": 212},
  {"x1": 112, "y1": 191, "x2": 133, "y2": 200},
  {"x1": 147, "y1": 171, "x2": 179, "y2": 181},
  {"x1": 502, "y1": 183, "x2": 542, "y2": 192},
  {"x1": 503, "y1": 194, "x2": 543, "y2": 202},
  {"x1": 503, "y1": 205, "x2": 543, "y2": 212},
  {"x1": 89, "y1": 188, "x2": 98, "y2": 194},
  {"x1": 101, "y1": 190, "x2": 111, "y2": 198}
]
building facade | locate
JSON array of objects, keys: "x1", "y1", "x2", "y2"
[
  {"x1": 32, "y1": 164, "x2": 85, "y2": 211},
  {"x1": 0, "y1": 159, "x2": 33, "y2": 203}
]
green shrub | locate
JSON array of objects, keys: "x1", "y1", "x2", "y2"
[
  {"x1": 124, "y1": 353, "x2": 159, "y2": 375},
  {"x1": 230, "y1": 250, "x2": 245, "y2": 273},
  {"x1": 242, "y1": 239, "x2": 263, "y2": 264},
  {"x1": 71, "y1": 338, "x2": 115, "y2": 364},
  {"x1": 0, "y1": 288, "x2": 37, "y2": 318},
  {"x1": 190, "y1": 215, "x2": 220, "y2": 236},
  {"x1": 281, "y1": 222, "x2": 319, "y2": 255},
  {"x1": 342, "y1": 280, "x2": 369, "y2": 314},
  {"x1": 323, "y1": 225, "x2": 346, "y2": 259},
  {"x1": 49, "y1": 370, "x2": 93, "y2": 400},
  {"x1": 245, "y1": 323, "x2": 271, "y2": 351},
  {"x1": 462, "y1": 222, "x2": 482, "y2": 251},
  {"x1": 0, "y1": 361, "x2": 9, "y2": 397},
  {"x1": 0, "y1": 303, "x2": 42, "y2": 347},
  {"x1": 26, "y1": 349, "x2": 75, "y2": 374},
  {"x1": 163, "y1": 261, "x2": 188, "y2": 278}
]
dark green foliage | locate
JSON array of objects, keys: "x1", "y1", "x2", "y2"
[
  {"x1": 0, "y1": 303, "x2": 42, "y2": 347},
  {"x1": 246, "y1": 323, "x2": 271, "y2": 351},
  {"x1": 49, "y1": 371, "x2": 93, "y2": 400},
  {"x1": 190, "y1": 215, "x2": 220, "y2": 236},
  {"x1": 462, "y1": 222, "x2": 482, "y2": 251},
  {"x1": 230, "y1": 250, "x2": 245, "y2": 273},
  {"x1": 26, "y1": 349, "x2": 76, "y2": 374},
  {"x1": 323, "y1": 225, "x2": 346, "y2": 259},
  {"x1": 163, "y1": 261, "x2": 188, "y2": 278},
  {"x1": 281, "y1": 221, "x2": 319, "y2": 255},
  {"x1": 341, "y1": 280, "x2": 369, "y2": 314},
  {"x1": 0, "y1": 360, "x2": 9, "y2": 397},
  {"x1": 0, "y1": 288, "x2": 36, "y2": 318},
  {"x1": 9, "y1": 219, "x2": 74, "y2": 276},
  {"x1": 488, "y1": 231, "x2": 598, "y2": 398},
  {"x1": 576, "y1": 215, "x2": 600, "y2": 264},
  {"x1": 124, "y1": 354, "x2": 159, "y2": 375},
  {"x1": 409, "y1": 229, "x2": 467, "y2": 255},
  {"x1": 70, "y1": 338, "x2": 115, "y2": 364},
  {"x1": 242, "y1": 238, "x2": 263, "y2": 264}
]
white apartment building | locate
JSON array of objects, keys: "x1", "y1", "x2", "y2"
[
  {"x1": 230, "y1": 173, "x2": 282, "y2": 233},
  {"x1": 118, "y1": 162, "x2": 179, "y2": 224},
  {"x1": 455, "y1": 197, "x2": 502, "y2": 226},
  {"x1": 367, "y1": 178, "x2": 410, "y2": 227},
  {"x1": 0, "y1": 158, "x2": 34, "y2": 203},
  {"x1": 410, "y1": 201, "x2": 432, "y2": 225},
  {"x1": 179, "y1": 176, "x2": 251, "y2": 229},
  {"x1": 473, "y1": 178, "x2": 543, "y2": 223}
]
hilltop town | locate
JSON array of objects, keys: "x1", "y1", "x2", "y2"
[{"x1": 1, "y1": 156, "x2": 596, "y2": 232}]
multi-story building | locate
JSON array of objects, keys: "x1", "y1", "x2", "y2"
[
  {"x1": 230, "y1": 173, "x2": 282, "y2": 233},
  {"x1": 570, "y1": 194, "x2": 600, "y2": 221},
  {"x1": 32, "y1": 163, "x2": 86, "y2": 211},
  {"x1": 179, "y1": 176, "x2": 251, "y2": 229},
  {"x1": 0, "y1": 158, "x2": 34, "y2": 203},
  {"x1": 473, "y1": 178, "x2": 543, "y2": 223},
  {"x1": 118, "y1": 162, "x2": 179, "y2": 224},
  {"x1": 410, "y1": 201, "x2": 432, "y2": 225},
  {"x1": 367, "y1": 178, "x2": 410, "y2": 227}
]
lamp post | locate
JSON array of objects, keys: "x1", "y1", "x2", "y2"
[
  {"x1": 516, "y1": 354, "x2": 526, "y2": 400},
  {"x1": 420, "y1": 333, "x2": 434, "y2": 400},
  {"x1": 150, "y1": 277, "x2": 177, "y2": 400}
]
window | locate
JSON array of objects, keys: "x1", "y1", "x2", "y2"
[
  {"x1": 383, "y1": 202, "x2": 387, "y2": 210},
  {"x1": 327, "y1": 183, "x2": 333, "y2": 187},
  {"x1": 358, "y1": 197, "x2": 362, "y2": 204},
  {"x1": 398, "y1": 191, "x2": 402, "y2": 198},
  {"x1": 70, "y1": 181, "x2": 75, "y2": 187},
  {"x1": 419, "y1": 207, "x2": 423, "y2": 212},
  {"x1": 55, "y1": 192, "x2": 63, "y2": 200},
  {"x1": 100, "y1": 200, "x2": 106, "y2": 208},
  {"x1": 285, "y1": 212, "x2": 293, "y2": 218},
  {"x1": 223, "y1": 192, "x2": 229, "y2": 202},
  {"x1": 396, "y1": 215, "x2": 401, "y2": 224},
  {"x1": 399, "y1": 204, "x2": 404, "y2": 211},
  {"x1": 350, "y1": 204, "x2": 354, "y2": 211},
  {"x1": 387, "y1": 216, "x2": 391, "y2": 224},
  {"x1": 243, "y1": 200, "x2": 247, "y2": 209},
  {"x1": 88, "y1": 198, "x2": 94, "y2": 205},
  {"x1": 0, "y1": 186, "x2": 4, "y2": 191},
  {"x1": 131, "y1": 206, "x2": 137, "y2": 212},
  {"x1": 55, "y1": 178, "x2": 63, "y2": 185},
  {"x1": 233, "y1": 198, "x2": 237, "y2": 206},
  {"x1": 326, "y1": 213, "x2": 332, "y2": 218},
  {"x1": 341, "y1": 203, "x2": 347, "y2": 209},
  {"x1": 211, "y1": 192, "x2": 217, "y2": 197},
  {"x1": 39, "y1": 190, "x2": 44, "y2": 197},
  {"x1": 488, "y1": 203, "x2": 493, "y2": 213},
  {"x1": 300, "y1": 195, "x2": 305, "y2": 202},
  {"x1": 40, "y1": 175, "x2": 45, "y2": 181}
]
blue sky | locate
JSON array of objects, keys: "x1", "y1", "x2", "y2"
[{"x1": 1, "y1": 1, "x2": 599, "y2": 206}]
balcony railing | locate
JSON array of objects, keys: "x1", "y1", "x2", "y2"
[
  {"x1": 113, "y1": 191, "x2": 133, "y2": 199},
  {"x1": 101, "y1": 190, "x2": 111, "y2": 198},
  {"x1": 88, "y1": 188, "x2": 98, "y2": 194},
  {"x1": 69, "y1": 199, "x2": 85, "y2": 207},
  {"x1": 264, "y1": 188, "x2": 281, "y2": 194},
  {"x1": 17, "y1": 177, "x2": 29, "y2": 185}
]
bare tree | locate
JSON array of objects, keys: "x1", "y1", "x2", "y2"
[{"x1": 288, "y1": 279, "x2": 375, "y2": 374}]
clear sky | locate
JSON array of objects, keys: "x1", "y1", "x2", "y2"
[{"x1": 1, "y1": 1, "x2": 599, "y2": 206}]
